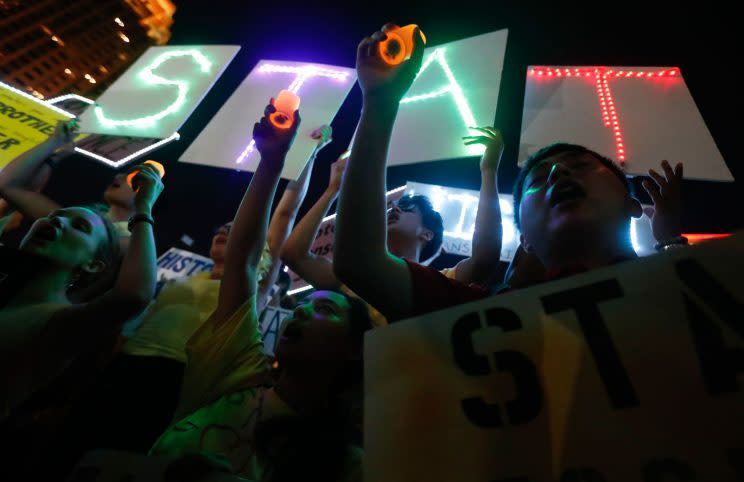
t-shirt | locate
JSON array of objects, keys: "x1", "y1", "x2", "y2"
[
  {"x1": 404, "y1": 260, "x2": 489, "y2": 320},
  {"x1": 123, "y1": 272, "x2": 220, "y2": 363},
  {"x1": 150, "y1": 296, "x2": 362, "y2": 480}
]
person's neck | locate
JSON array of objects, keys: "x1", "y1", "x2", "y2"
[
  {"x1": 388, "y1": 235, "x2": 420, "y2": 262},
  {"x1": 542, "y1": 229, "x2": 636, "y2": 272},
  {"x1": 107, "y1": 204, "x2": 134, "y2": 223},
  {"x1": 210, "y1": 261, "x2": 224, "y2": 280},
  {"x1": 10, "y1": 266, "x2": 70, "y2": 307},
  {"x1": 271, "y1": 366, "x2": 334, "y2": 417}
]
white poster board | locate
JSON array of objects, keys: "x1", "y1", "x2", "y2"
[
  {"x1": 365, "y1": 234, "x2": 744, "y2": 481},
  {"x1": 385, "y1": 29, "x2": 508, "y2": 166},
  {"x1": 258, "y1": 305, "x2": 293, "y2": 357},
  {"x1": 179, "y1": 60, "x2": 356, "y2": 180},
  {"x1": 156, "y1": 247, "x2": 214, "y2": 282},
  {"x1": 78, "y1": 45, "x2": 240, "y2": 139},
  {"x1": 519, "y1": 66, "x2": 733, "y2": 181}
]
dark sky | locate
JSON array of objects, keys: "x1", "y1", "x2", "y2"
[{"x1": 40, "y1": 1, "x2": 740, "y2": 268}]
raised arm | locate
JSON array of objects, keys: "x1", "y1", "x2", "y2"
[
  {"x1": 453, "y1": 127, "x2": 504, "y2": 286},
  {"x1": 213, "y1": 101, "x2": 300, "y2": 323},
  {"x1": 48, "y1": 162, "x2": 163, "y2": 342},
  {"x1": 281, "y1": 155, "x2": 347, "y2": 290},
  {"x1": 333, "y1": 24, "x2": 424, "y2": 320},
  {"x1": 257, "y1": 125, "x2": 332, "y2": 311},
  {"x1": 0, "y1": 120, "x2": 77, "y2": 219}
]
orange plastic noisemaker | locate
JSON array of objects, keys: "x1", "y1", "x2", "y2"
[
  {"x1": 269, "y1": 90, "x2": 300, "y2": 129},
  {"x1": 127, "y1": 160, "x2": 165, "y2": 189},
  {"x1": 378, "y1": 24, "x2": 426, "y2": 66}
]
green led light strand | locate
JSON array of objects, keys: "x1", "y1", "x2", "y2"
[
  {"x1": 95, "y1": 49, "x2": 212, "y2": 128},
  {"x1": 400, "y1": 48, "x2": 483, "y2": 154}
]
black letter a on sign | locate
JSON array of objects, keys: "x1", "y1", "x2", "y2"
[{"x1": 677, "y1": 259, "x2": 744, "y2": 396}]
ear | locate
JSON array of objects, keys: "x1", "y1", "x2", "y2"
[
  {"x1": 626, "y1": 196, "x2": 643, "y2": 219},
  {"x1": 520, "y1": 234, "x2": 536, "y2": 254},
  {"x1": 419, "y1": 229, "x2": 434, "y2": 243},
  {"x1": 80, "y1": 259, "x2": 106, "y2": 275}
]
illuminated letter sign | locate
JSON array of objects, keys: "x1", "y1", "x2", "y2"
[
  {"x1": 78, "y1": 45, "x2": 240, "y2": 139},
  {"x1": 179, "y1": 60, "x2": 356, "y2": 180},
  {"x1": 385, "y1": 29, "x2": 508, "y2": 166},
  {"x1": 520, "y1": 65, "x2": 732, "y2": 181}
]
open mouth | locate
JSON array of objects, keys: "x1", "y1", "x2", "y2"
[
  {"x1": 31, "y1": 221, "x2": 59, "y2": 242},
  {"x1": 549, "y1": 180, "x2": 586, "y2": 208},
  {"x1": 213, "y1": 235, "x2": 227, "y2": 246}
]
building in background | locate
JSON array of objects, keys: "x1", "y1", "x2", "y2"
[{"x1": 0, "y1": 0, "x2": 175, "y2": 100}]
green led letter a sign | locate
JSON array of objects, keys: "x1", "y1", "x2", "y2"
[{"x1": 387, "y1": 29, "x2": 507, "y2": 166}]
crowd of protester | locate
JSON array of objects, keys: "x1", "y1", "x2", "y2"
[{"x1": 0, "y1": 23, "x2": 690, "y2": 481}]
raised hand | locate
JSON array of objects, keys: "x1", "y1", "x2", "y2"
[
  {"x1": 327, "y1": 155, "x2": 348, "y2": 194},
  {"x1": 311, "y1": 124, "x2": 333, "y2": 151},
  {"x1": 641, "y1": 160, "x2": 684, "y2": 242},
  {"x1": 131, "y1": 162, "x2": 164, "y2": 214},
  {"x1": 356, "y1": 23, "x2": 425, "y2": 105},
  {"x1": 462, "y1": 126, "x2": 505, "y2": 172},
  {"x1": 254, "y1": 99, "x2": 301, "y2": 161}
]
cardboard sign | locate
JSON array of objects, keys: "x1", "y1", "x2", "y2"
[
  {"x1": 78, "y1": 45, "x2": 240, "y2": 139},
  {"x1": 365, "y1": 234, "x2": 744, "y2": 481},
  {"x1": 0, "y1": 81, "x2": 75, "y2": 169},
  {"x1": 519, "y1": 66, "x2": 733, "y2": 181},
  {"x1": 385, "y1": 29, "x2": 508, "y2": 166},
  {"x1": 156, "y1": 247, "x2": 214, "y2": 282},
  {"x1": 46, "y1": 95, "x2": 180, "y2": 169},
  {"x1": 258, "y1": 305, "x2": 293, "y2": 357},
  {"x1": 179, "y1": 60, "x2": 356, "y2": 180}
]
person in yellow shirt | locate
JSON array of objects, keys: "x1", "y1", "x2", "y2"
[
  {"x1": 151, "y1": 100, "x2": 368, "y2": 481},
  {"x1": 58, "y1": 126, "x2": 333, "y2": 459}
]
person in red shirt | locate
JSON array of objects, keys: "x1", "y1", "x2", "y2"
[{"x1": 333, "y1": 23, "x2": 685, "y2": 321}]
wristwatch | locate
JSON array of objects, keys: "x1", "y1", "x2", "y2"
[{"x1": 655, "y1": 235, "x2": 689, "y2": 252}]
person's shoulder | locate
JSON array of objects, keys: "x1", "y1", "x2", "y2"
[{"x1": 403, "y1": 260, "x2": 488, "y2": 318}]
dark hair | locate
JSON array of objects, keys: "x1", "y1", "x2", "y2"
[
  {"x1": 512, "y1": 143, "x2": 631, "y2": 229},
  {"x1": 396, "y1": 195, "x2": 444, "y2": 261},
  {"x1": 67, "y1": 206, "x2": 122, "y2": 302}
]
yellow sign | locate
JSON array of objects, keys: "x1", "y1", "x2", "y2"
[
  {"x1": 0, "y1": 83, "x2": 73, "y2": 169},
  {"x1": 365, "y1": 234, "x2": 744, "y2": 481}
]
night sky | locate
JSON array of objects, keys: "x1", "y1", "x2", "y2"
[{"x1": 36, "y1": 1, "x2": 740, "y2": 273}]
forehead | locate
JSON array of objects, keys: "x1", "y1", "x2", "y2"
[
  {"x1": 57, "y1": 207, "x2": 103, "y2": 224},
  {"x1": 526, "y1": 150, "x2": 601, "y2": 178},
  {"x1": 308, "y1": 290, "x2": 350, "y2": 309}
]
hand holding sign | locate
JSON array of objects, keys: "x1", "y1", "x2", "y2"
[
  {"x1": 254, "y1": 98, "x2": 301, "y2": 162},
  {"x1": 642, "y1": 160, "x2": 684, "y2": 242},
  {"x1": 357, "y1": 23, "x2": 426, "y2": 104}
]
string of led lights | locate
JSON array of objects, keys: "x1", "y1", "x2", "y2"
[
  {"x1": 399, "y1": 48, "x2": 483, "y2": 155},
  {"x1": 94, "y1": 49, "x2": 213, "y2": 128},
  {"x1": 234, "y1": 63, "x2": 351, "y2": 164},
  {"x1": 528, "y1": 66, "x2": 681, "y2": 165}
]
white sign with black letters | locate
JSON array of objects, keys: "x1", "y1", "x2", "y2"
[{"x1": 365, "y1": 234, "x2": 744, "y2": 481}]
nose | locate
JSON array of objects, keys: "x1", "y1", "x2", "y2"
[
  {"x1": 49, "y1": 215, "x2": 65, "y2": 229},
  {"x1": 547, "y1": 162, "x2": 572, "y2": 187}
]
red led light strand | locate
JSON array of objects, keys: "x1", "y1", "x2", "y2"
[{"x1": 528, "y1": 67, "x2": 680, "y2": 166}]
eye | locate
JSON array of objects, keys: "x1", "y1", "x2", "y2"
[{"x1": 72, "y1": 218, "x2": 91, "y2": 232}]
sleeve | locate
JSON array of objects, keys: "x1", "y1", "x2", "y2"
[
  {"x1": 174, "y1": 295, "x2": 271, "y2": 421},
  {"x1": 404, "y1": 260, "x2": 488, "y2": 319}
]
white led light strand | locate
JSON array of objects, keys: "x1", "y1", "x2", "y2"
[{"x1": 94, "y1": 49, "x2": 212, "y2": 128}]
